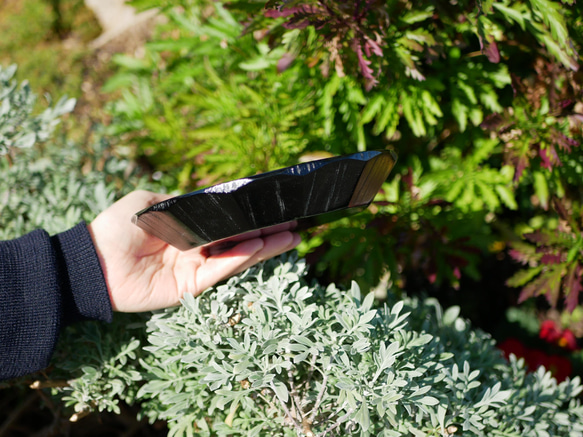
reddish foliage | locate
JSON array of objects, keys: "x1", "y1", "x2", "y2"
[
  {"x1": 540, "y1": 253, "x2": 564, "y2": 265},
  {"x1": 483, "y1": 40, "x2": 500, "y2": 63},
  {"x1": 565, "y1": 264, "x2": 583, "y2": 312},
  {"x1": 264, "y1": 1, "x2": 388, "y2": 88},
  {"x1": 352, "y1": 38, "x2": 378, "y2": 90}
]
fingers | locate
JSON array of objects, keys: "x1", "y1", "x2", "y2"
[
  {"x1": 195, "y1": 231, "x2": 301, "y2": 292},
  {"x1": 256, "y1": 230, "x2": 301, "y2": 261},
  {"x1": 259, "y1": 221, "x2": 298, "y2": 236},
  {"x1": 234, "y1": 231, "x2": 301, "y2": 274},
  {"x1": 206, "y1": 221, "x2": 299, "y2": 256}
]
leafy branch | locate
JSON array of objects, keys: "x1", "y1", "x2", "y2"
[{"x1": 507, "y1": 199, "x2": 583, "y2": 311}]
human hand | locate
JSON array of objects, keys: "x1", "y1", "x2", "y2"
[{"x1": 88, "y1": 190, "x2": 301, "y2": 312}]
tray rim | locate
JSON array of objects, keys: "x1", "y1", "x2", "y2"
[{"x1": 132, "y1": 149, "x2": 397, "y2": 250}]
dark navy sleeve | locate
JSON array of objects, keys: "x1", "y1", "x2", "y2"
[{"x1": 0, "y1": 223, "x2": 112, "y2": 380}]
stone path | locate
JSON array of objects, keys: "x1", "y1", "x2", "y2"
[{"x1": 84, "y1": 0, "x2": 159, "y2": 49}]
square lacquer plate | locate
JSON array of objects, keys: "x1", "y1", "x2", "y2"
[{"x1": 132, "y1": 150, "x2": 397, "y2": 250}]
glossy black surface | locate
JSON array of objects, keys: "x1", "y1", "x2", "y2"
[{"x1": 132, "y1": 150, "x2": 397, "y2": 250}]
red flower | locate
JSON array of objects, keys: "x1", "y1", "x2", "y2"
[
  {"x1": 557, "y1": 329, "x2": 578, "y2": 351},
  {"x1": 540, "y1": 320, "x2": 562, "y2": 343},
  {"x1": 527, "y1": 350, "x2": 572, "y2": 382},
  {"x1": 539, "y1": 320, "x2": 579, "y2": 351}
]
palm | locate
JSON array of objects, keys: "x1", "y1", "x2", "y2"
[{"x1": 89, "y1": 191, "x2": 300, "y2": 312}]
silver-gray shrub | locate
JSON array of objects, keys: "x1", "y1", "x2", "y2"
[
  {"x1": 0, "y1": 64, "x2": 75, "y2": 155},
  {"x1": 136, "y1": 254, "x2": 583, "y2": 437},
  {"x1": 0, "y1": 65, "x2": 158, "y2": 240},
  {"x1": 0, "y1": 63, "x2": 160, "y2": 416}
]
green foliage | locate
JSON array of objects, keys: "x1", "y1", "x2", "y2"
[
  {"x1": 3, "y1": 1, "x2": 583, "y2": 432},
  {"x1": 104, "y1": 0, "x2": 583, "y2": 310},
  {"x1": 105, "y1": 254, "x2": 582, "y2": 436},
  {"x1": 0, "y1": 64, "x2": 75, "y2": 155},
  {"x1": 506, "y1": 199, "x2": 583, "y2": 312},
  {"x1": 0, "y1": 63, "x2": 160, "y2": 418},
  {"x1": 53, "y1": 318, "x2": 146, "y2": 417},
  {"x1": 105, "y1": 2, "x2": 321, "y2": 189},
  {"x1": 0, "y1": 123, "x2": 158, "y2": 239},
  {"x1": 0, "y1": 63, "x2": 163, "y2": 240}
]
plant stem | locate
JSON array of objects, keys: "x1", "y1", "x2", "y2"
[
  {"x1": 316, "y1": 408, "x2": 355, "y2": 437},
  {"x1": 29, "y1": 379, "x2": 70, "y2": 389},
  {"x1": 308, "y1": 373, "x2": 328, "y2": 425},
  {"x1": 271, "y1": 383, "x2": 304, "y2": 435},
  {"x1": 288, "y1": 369, "x2": 304, "y2": 423}
]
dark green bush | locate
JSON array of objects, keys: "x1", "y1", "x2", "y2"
[{"x1": 105, "y1": 0, "x2": 583, "y2": 310}]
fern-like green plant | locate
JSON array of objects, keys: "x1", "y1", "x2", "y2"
[{"x1": 104, "y1": 0, "x2": 583, "y2": 306}]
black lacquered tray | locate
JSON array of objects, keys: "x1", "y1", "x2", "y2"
[{"x1": 132, "y1": 150, "x2": 397, "y2": 250}]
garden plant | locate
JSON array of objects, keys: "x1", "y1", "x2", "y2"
[{"x1": 1, "y1": 0, "x2": 583, "y2": 435}]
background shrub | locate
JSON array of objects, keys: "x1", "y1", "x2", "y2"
[
  {"x1": 0, "y1": 63, "x2": 162, "y2": 423},
  {"x1": 105, "y1": 0, "x2": 583, "y2": 314}
]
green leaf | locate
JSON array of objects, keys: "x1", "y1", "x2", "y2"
[
  {"x1": 452, "y1": 99, "x2": 468, "y2": 132},
  {"x1": 271, "y1": 381, "x2": 289, "y2": 403},
  {"x1": 239, "y1": 57, "x2": 272, "y2": 71},
  {"x1": 400, "y1": 9, "x2": 434, "y2": 24},
  {"x1": 443, "y1": 306, "x2": 460, "y2": 326},
  {"x1": 492, "y1": 3, "x2": 526, "y2": 30},
  {"x1": 476, "y1": 180, "x2": 500, "y2": 211},
  {"x1": 506, "y1": 266, "x2": 544, "y2": 287},
  {"x1": 495, "y1": 185, "x2": 518, "y2": 210},
  {"x1": 361, "y1": 94, "x2": 385, "y2": 125},
  {"x1": 418, "y1": 396, "x2": 439, "y2": 406},
  {"x1": 356, "y1": 401, "x2": 371, "y2": 431},
  {"x1": 111, "y1": 54, "x2": 150, "y2": 70},
  {"x1": 533, "y1": 171, "x2": 549, "y2": 210},
  {"x1": 530, "y1": 0, "x2": 569, "y2": 46}
]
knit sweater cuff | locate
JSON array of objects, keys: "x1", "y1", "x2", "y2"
[{"x1": 51, "y1": 222, "x2": 113, "y2": 325}]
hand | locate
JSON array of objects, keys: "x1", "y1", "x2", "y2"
[{"x1": 88, "y1": 190, "x2": 301, "y2": 312}]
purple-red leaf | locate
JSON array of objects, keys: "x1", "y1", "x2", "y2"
[
  {"x1": 518, "y1": 267, "x2": 562, "y2": 306},
  {"x1": 283, "y1": 17, "x2": 311, "y2": 29},
  {"x1": 478, "y1": 30, "x2": 500, "y2": 63},
  {"x1": 508, "y1": 246, "x2": 538, "y2": 265},
  {"x1": 364, "y1": 36, "x2": 383, "y2": 57},
  {"x1": 539, "y1": 144, "x2": 562, "y2": 170},
  {"x1": 480, "y1": 113, "x2": 504, "y2": 130},
  {"x1": 264, "y1": 8, "x2": 296, "y2": 18},
  {"x1": 524, "y1": 231, "x2": 551, "y2": 245},
  {"x1": 277, "y1": 52, "x2": 296, "y2": 73},
  {"x1": 518, "y1": 276, "x2": 541, "y2": 303},
  {"x1": 552, "y1": 198, "x2": 571, "y2": 223},
  {"x1": 484, "y1": 40, "x2": 500, "y2": 63},
  {"x1": 264, "y1": 5, "x2": 316, "y2": 18},
  {"x1": 564, "y1": 263, "x2": 583, "y2": 312},
  {"x1": 352, "y1": 38, "x2": 377, "y2": 90},
  {"x1": 540, "y1": 253, "x2": 564, "y2": 265},
  {"x1": 553, "y1": 130, "x2": 579, "y2": 152},
  {"x1": 539, "y1": 147, "x2": 552, "y2": 169},
  {"x1": 514, "y1": 154, "x2": 529, "y2": 183}
]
